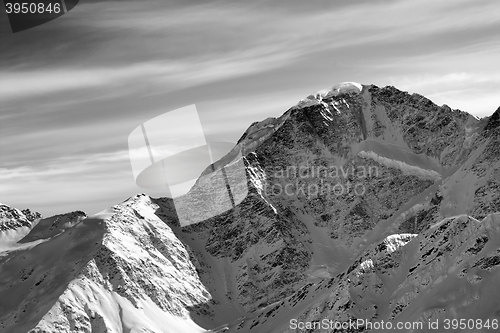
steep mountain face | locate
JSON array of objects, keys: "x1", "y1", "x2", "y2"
[
  {"x1": 169, "y1": 83, "x2": 500, "y2": 332},
  {"x1": 170, "y1": 83, "x2": 493, "y2": 320},
  {"x1": 1, "y1": 83, "x2": 499, "y2": 333},
  {"x1": 229, "y1": 213, "x2": 500, "y2": 333}
]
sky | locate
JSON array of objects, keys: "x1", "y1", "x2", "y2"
[{"x1": 1, "y1": 0, "x2": 500, "y2": 217}]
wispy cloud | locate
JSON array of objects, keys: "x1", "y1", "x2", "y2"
[
  {"x1": 0, "y1": 151, "x2": 129, "y2": 182},
  {"x1": 0, "y1": 51, "x2": 295, "y2": 100},
  {"x1": 387, "y1": 72, "x2": 500, "y2": 116},
  {"x1": 0, "y1": 150, "x2": 144, "y2": 215},
  {"x1": 390, "y1": 72, "x2": 500, "y2": 92},
  {"x1": 3, "y1": 0, "x2": 500, "y2": 101}
]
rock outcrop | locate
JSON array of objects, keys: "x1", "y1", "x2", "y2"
[{"x1": 0, "y1": 203, "x2": 42, "y2": 249}]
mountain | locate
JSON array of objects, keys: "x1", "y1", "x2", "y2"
[
  {"x1": 228, "y1": 213, "x2": 500, "y2": 333},
  {"x1": 0, "y1": 203, "x2": 41, "y2": 250},
  {"x1": 1, "y1": 83, "x2": 500, "y2": 333}
]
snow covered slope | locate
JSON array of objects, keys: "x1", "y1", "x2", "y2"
[{"x1": 0, "y1": 198, "x2": 213, "y2": 333}]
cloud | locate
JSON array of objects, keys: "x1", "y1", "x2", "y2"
[
  {"x1": 0, "y1": 151, "x2": 129, "y2": 181},
  {"x1": 0, "y1": 50, "x2": 296, "y2": 100},
  {"x1": 0, "y1": 150, "x2": 138, "y2": 216},
  {"x1": 391, "y1": 72, "x2": 500, "y2": 90},
  {"x1": 3, "y1": 0, "x2": 500, "y2": 100},
  {"x1": 387, "y1": 72, "x2": 500, "y2": 116}
]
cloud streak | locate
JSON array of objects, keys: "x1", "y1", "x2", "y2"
[{"x1": 0, "y1": 50, "x2": 296, "y2": 99}]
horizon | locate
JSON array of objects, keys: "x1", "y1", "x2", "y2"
[{"x1": 2, "y1": 0, "x2": 500, "y2": 217}]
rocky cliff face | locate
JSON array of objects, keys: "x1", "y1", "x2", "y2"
[
  {"x1": 0, "y1": 204, "x2": 41, "y2": 232},
  {"x1": 0, "y1": 203, "x2": 41, "y2": 249},
  {"x1": 1, "y1": 83, "x2": 499, "y2": 333},
  {"x1": 227, "y1": 213, "x2": 500, "y2": 333}
]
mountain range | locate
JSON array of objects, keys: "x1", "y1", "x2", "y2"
[{"x1": 1, "y1": 83, "x2": 500, "y2": 333}]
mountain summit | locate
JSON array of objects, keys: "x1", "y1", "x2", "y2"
[{"x1": 1, "y1": 83, "x2": 500, "y2": 333}]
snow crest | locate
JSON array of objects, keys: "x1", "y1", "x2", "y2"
[
  {"x1": 314, "y1": 82, "x2": 362, "y2": 100},
  {"x1": 358, "y1": 150, "x2": 442, "y2": 181},
  {"x1": 297, "y1": 82, "x2": 362, "y2": 107}
]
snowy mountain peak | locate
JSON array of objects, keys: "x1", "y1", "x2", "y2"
[
  {"x1": 0, "y1": 203, "x2": 41, "y2": 246},
  {"x1": 314, "y1": 81, "x2": 363, "y2": 99},
  {"x1": 335, "y1": 81, "x2": 363, "y2": 92},
  {"x1": 298, "y1": 82, "x2": 363, "y2": 107}
]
